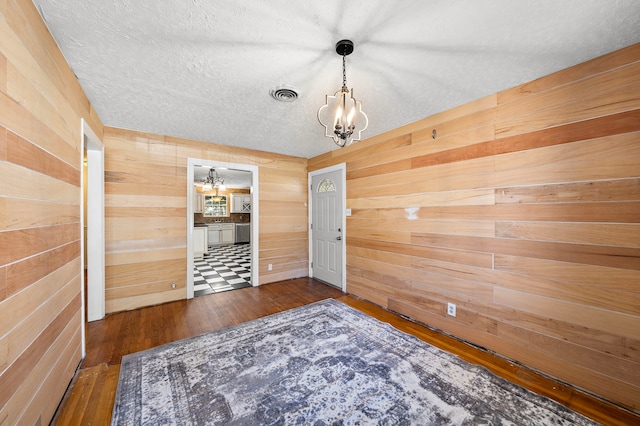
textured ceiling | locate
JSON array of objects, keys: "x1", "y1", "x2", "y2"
[{"x1": 34, "y1": 0, "x2": 640, "y2": 159}]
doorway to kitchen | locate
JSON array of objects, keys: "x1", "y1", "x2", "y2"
[{"x1": 186, "y1": 158, "x2": 259, "y2": 299}]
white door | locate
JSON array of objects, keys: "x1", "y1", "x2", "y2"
[{"x1": 311, "y1": 168, "x2": 344, "y2": 288}]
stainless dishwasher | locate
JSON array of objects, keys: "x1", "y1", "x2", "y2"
[{"x1": 235, "y1": 223, "x2": 250, "y2": 243}]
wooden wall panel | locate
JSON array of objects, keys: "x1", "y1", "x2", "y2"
[
  {"x1": 0, "y1": 52, "x2": 6, "y2": 92},
  {"x1": 309, "y1": 43, "x2": 640, "y2": 412},
  {"x1": 1, "y1": 161, "x2": 78, "y2": 203},
  {"x1": 349, "y1": 218, "x2": 495, "y2": 237},
  {"x1": 495, "y1": 63, "x2": 640, "y2": 138},
  {"x1": 494, "y1": 255, "x2": 640, "y2": 291},
  {"x1": 1, "y1": 310, "x2": 82, "y2": 425},
  {"x1": 0, "y1": 1, "x2": 102, "y2": 424},
  {"x1": 103, "y1": 127, "x2": 310, "y2": 312},
  {"x1": 497, "y1": 43, "x2": 640, "y2": 104},
  {"x1": 496, "y1": 178, "x2": 640, "y2": 203},
  {"x1": 495, "y1": 222, "x2": 640, "y2": 247}
]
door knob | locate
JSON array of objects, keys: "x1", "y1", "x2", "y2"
[{"x1": 336, "y1": 236, "x2": 342, "y2": 240}]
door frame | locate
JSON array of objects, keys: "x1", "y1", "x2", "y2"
[
  {"x1": 186, "y1": 158, "x2": 259, "y2": 298},
  {"x1": 308, "y1": 163, "x2": 347, "y2": 292},
  {"x1": 81, "y1": 119, "x2": 105, "y2": 352}
]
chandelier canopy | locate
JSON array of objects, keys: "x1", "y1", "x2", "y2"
[{"x1": 317, "y1": 40, "x2": 368, "y2": 147}]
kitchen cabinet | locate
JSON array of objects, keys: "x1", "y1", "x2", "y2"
[
  {"x1": 193, "y1": 226, "x2": 208, "y2": 258},
  {"x1": 204, "y1": 194, "x2": 228, "y2": 217},
  {"x1": 193, "y1": 187, "x2": 203, "y2": 213},
  {"x1": 221, "y1": 225, "x2": 234, "y2": 244},
  {"x1": 207, "y1": 223, "x2": 235, "y2": 246},
  {"x1": 208, "y1": 226, "x2": 220, "y2": 245},
  {"x1": 231, "y1": 193, "x2": 251, "y2": 213}
]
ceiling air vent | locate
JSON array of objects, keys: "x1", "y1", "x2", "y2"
[{"x1": 270, "y1": 85, "x2": 299, "y2": 102}]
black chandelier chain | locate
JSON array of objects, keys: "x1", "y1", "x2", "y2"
[{"x1": 342, "y1": 53, "x2": 347, "y2": 90}]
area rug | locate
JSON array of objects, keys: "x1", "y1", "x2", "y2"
[{"x1": 112, "y1": 299, "x2": 599, "y2": 425}]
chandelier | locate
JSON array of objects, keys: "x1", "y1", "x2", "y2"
[
  {"x1": 202, "y1": 168, "x2": 225, "y2": 193},
  {"x1": 317, "y1": 39, "x2": 368, "y2": 147}
]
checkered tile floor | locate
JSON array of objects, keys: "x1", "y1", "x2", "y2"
[{"x1": 194, "y1": 244, "x2": 251, "y2": 297}]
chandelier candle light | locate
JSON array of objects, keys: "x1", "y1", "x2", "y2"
[{"x1": 318, "y1": 39, "x2": 368, "y2": 147}]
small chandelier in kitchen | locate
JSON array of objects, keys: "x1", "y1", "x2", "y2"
[
  {"x1": 202, "y1": 168, "x2": 225, "y2": 194},
  {"x1": 317, "y1": 39, "x2": 368, "y2": 147}
]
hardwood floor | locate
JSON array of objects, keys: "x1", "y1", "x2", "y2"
[{"x1": 52, "y1": 278, "x2": 638, "y2": 425}]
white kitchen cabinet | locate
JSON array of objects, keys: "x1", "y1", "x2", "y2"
[
  {"x1": 193, "y1": 226, "x2": 208, "y2": 258},
  {"x1": 207, "y1": 223, "x2": 235, "y2": 246},
  {"x1": 231, "y1": 193, "x2": 251, "y2": 213},
  {"x1": 208, "y1": 226, "x2": 220, "y2": 245},
  {"x1": 221, "y1": 225, "x2": 234, "y2": 244},
  {"x1": 193, "y1": 187, "x2": 203, "y2": 213}
]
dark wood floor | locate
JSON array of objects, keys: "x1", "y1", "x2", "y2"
[{"x1": 53, "y1": 278, "x2": 638, "y2": 425}]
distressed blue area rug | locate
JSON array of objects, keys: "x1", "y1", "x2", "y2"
[{"x1": 112, "y1": 299, "x2": 599, "y2": 425}]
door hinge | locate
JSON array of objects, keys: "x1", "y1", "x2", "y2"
[
  {"x1": 310, "y1": 223, "x2": 313, "y2": 230},
  {"x1": 310, "y1": 262, "x2": 313, "y2": 268}
]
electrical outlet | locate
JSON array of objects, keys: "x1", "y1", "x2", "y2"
[
  {"x1": 268, "y1": 264, "x2": 273, "y2": 271},
  {"x1": 447, "y1": 303, "x2": 456, "y2": 317},
  {"x1": 171, "y1": 283, "x2": 176, "y2": 289}
]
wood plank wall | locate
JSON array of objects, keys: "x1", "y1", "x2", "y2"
[
  {"x1": 103, "y1": 127, "x2": 309, "y2": 313},
  {"x1": 0, "y1": 1, "x2": 103, "y2": 424},
  {"x1": 308, "y1": 43, "x2": 640, "y2": 412}
]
